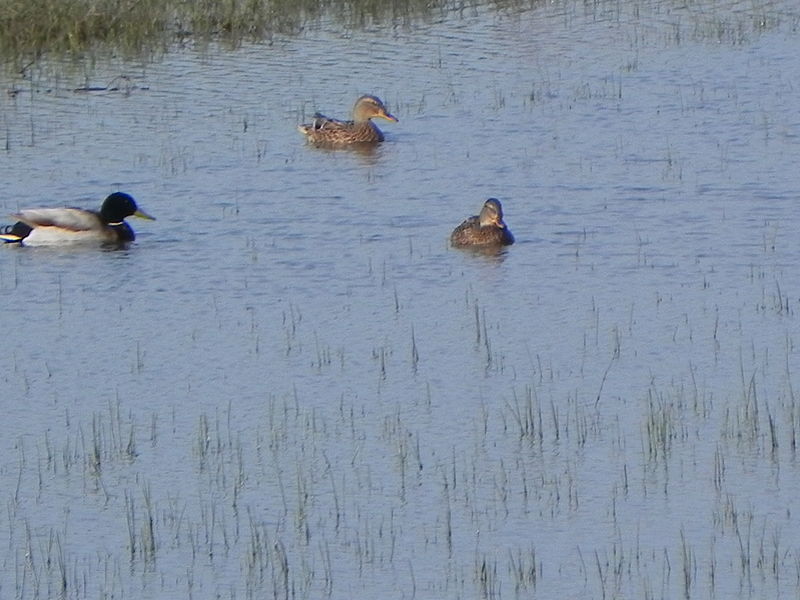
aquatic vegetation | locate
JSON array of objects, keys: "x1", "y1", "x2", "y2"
[
  {"x1": 0, "y1": 0, "x2": 515, "y2": 59},
  {"x1": 0, "y1": 0, "x2": 793, "y2": 61},
  {"x1": 1, "y1": 0, "x2": 171, "y2": 57}
]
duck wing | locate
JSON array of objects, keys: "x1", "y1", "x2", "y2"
[
  {"x1": 450, "y1": 216, "x2": 479, "y2": 245},
  {"x1": 12, "y1": 208, "x2": 104, "y2": 232},
  {"x1": 309, "y1": 113, "x2": 352, "y2": 131}
]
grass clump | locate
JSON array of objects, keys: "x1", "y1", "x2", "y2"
[
  {"x1": 0, "y1": 0, "x2": 330, "y2": 59},
  {"x1": 1, "y1": 0, "x2": 536, "y2": 60},
  {"x1": 0, "y1": 0, "x2": 453, "y2": 59},
  {"x1": 0, "y1": 0, "x2": 171, "y2": 55}
]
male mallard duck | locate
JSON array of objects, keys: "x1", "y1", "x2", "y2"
[
  {"x1": 0, "y1": 192, "x2": 155, "y2": 247},
  {"x1": 450, "y1": 198, "x2": 515, "y2": 248},
  {"x1": 298, "y1": 95, "x2": 398, "y2": 145}
]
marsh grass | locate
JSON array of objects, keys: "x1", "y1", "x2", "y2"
[
  {"x1": 2, "y1": 0, "x2": 171, "y2": 57},
  {"x1": 0, "y1": 0, "x2": 540, "y2": 60}
]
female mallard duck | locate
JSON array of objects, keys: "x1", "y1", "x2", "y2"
[
  {"x1": 0, "y1": 192, "x2": 155, "y2": 247},
  {"x1": 450, "y1": 198, "x2": 515, "y2": 248},
  {"x1": 298, "y1": 94, "x2": 398, "y2": 145}
]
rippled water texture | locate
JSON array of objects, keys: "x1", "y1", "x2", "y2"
[{"x1": 1, "y1": 1, "x2": 800, "y2": 598}]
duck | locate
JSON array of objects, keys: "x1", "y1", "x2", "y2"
[
  {"x1": 0, "y1": 192, "x2": 155, "y2": 247},
  {"x1": 298, "y1": 95, "x2": 398, "y2": 145},
  {"x1": 450, "y1": 198, "x2": 515, "y2": 248}
]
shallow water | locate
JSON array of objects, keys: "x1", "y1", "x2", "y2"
[{"x1": 2, "y1": 0, "x2": 800, "y2": 598}]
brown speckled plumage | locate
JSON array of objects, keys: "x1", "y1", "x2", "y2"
[
  {"x1": 450, "y1": 198, "x2": 514, "y2": 248},
  {"x1": 298, "y1": 95, "x2": 398, "y2": 146}
]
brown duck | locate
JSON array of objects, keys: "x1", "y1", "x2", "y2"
[
  {"x1": 298, "y1": 95, "x2": 398, "y2": 145},
  {"x1": 450, "y1": 198, "x2": 514, "y2": 248}
]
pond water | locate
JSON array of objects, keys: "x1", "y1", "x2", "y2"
[{"x1": 1, "y1": 0, "x2": 800, "y2": 598}]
